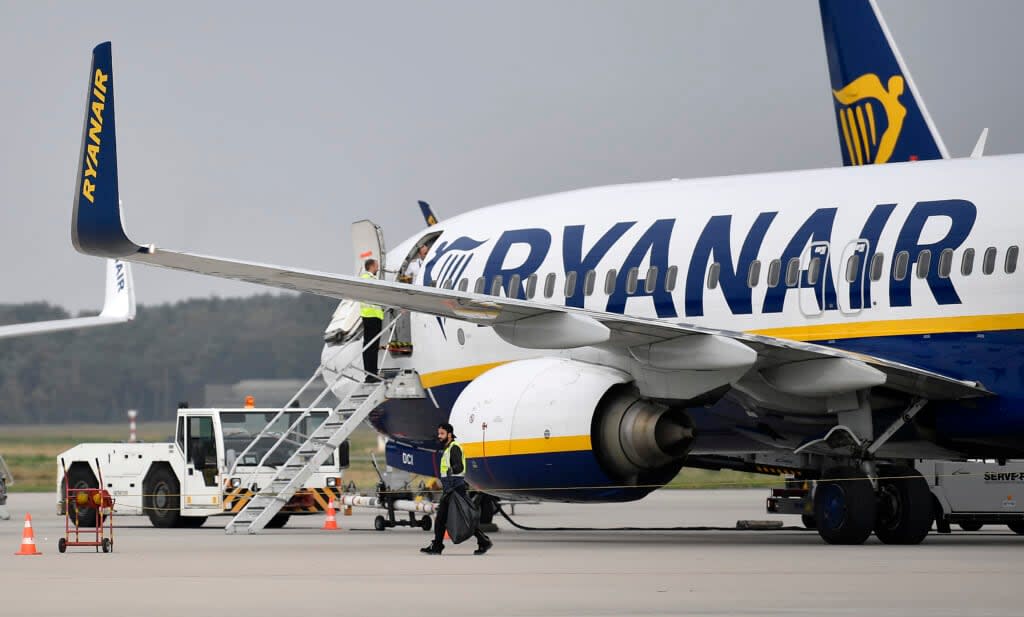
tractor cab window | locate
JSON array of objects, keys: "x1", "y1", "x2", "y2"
[
  {"x1": 187, "y1": 416, "x2": 218, "y2": 487},
  {"x1": 175, "y1": 417, "x2": 185, "y2": 453},
  {"x1": 219, "y1": 411, "x2": 334, "y2": 470}
]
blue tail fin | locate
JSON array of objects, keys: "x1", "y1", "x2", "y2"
[
  {"x1": 418, "y1": 200, "x2": 439, "y2": 227},
  {"x1": 71, "y1": 42, "x2": 141, "y2": 258},
  {"x1": 819, "y1": 0, "x2": 948, "y2": 165}
]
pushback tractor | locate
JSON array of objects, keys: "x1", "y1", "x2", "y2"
[{"x1": 56, "y1": 405, "x2": 351, "y2": 529}]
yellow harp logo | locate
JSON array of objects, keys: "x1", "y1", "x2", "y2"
[{"x1": 833, "y1": 74, "x2": 906, "y2": 165}]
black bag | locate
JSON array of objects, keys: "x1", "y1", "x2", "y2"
[{"x1": 445, "y1": 490, "x2": 481, "y2": 544}]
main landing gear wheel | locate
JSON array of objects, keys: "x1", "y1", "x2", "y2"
[
  {"x1": 874, "y1": 465, "x2": 932, "y2": 545},
  {"x1": 813, "y1": 467, "x2": 876, "y2": 545},
  {"x1": 801, "y1": 514, "x2": 817, "y2": 529},
  {"x1": 958, "y1": 522, "x2": 984, "y2": 532}
]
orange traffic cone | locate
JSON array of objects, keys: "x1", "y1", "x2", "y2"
[
  {"x1": 444, "y1": 529, "x2": 451, "y2": 541},
  {"x1": 322, "y1": 499, "x2": 339, "y2": 530},
  {"x1": 14, "y1": 514, "x2": 42, "y2": 556}
]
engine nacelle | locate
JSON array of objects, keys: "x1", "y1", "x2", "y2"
[{"x1": 451, "y1": 357, "x2": 694, "y2": 502}]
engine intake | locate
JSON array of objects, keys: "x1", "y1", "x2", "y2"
[{"x1": 593, "y1": 385, "x2": 695, "y2": 481}]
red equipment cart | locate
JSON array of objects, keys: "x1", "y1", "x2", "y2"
[{"x1": 59, "y1": 457, "x2": 114, "y2": 553}]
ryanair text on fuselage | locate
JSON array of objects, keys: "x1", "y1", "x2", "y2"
[{"x1": 425, "y1": 199, "x2": 976, "y2": 318}]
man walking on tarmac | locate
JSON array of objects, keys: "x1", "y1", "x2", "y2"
[
  {"x1": 421, "y1": 423, "x2": 493, "y2": 555},
  {"x1": 360, "y1": 259, "x2": 384, "y2": 382}
]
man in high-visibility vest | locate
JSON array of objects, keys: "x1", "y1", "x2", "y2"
[
  {"x1": 360, "y1": 259, "x2": 384, "y2": 382},
  {"x1": 421, "y1": 422, "x2": 493, "y2": 555}
]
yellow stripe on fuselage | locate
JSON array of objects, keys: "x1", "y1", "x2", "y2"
[
  {"x1": 461, "y1": 435, "x2": 592, "y2": 458},
  {"x1": 749, "y1": 313, "x2": 1024, "y2": 342},
  {"x1": 419, "y1": 361, "x2": 508, "y2": 388},
  {"x1": 416, "y1": 314, "x2": 1024, "y2": 388}
]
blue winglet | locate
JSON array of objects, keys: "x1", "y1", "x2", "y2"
[
  {"x1": 71, "y1": 42, "x2": 142, "y2": 258},
  {"x1": 819, "y1": 0, "x2": 949, "y2": 165}
]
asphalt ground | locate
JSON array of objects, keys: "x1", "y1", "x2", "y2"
[{"x1": 1, "y1": 490, "x2": 1021, "y2": 617}]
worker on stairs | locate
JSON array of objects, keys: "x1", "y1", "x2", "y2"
[{"x1": 360, "y1": 259, "x2": 384, "y2": 383}]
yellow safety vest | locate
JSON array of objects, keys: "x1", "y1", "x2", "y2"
[
  {"x1": 439, "y1": 440, "x2": 465, "y2": 477},
  {"x1": 359, "y1": 272, "x2": 384, "y2": 319}
]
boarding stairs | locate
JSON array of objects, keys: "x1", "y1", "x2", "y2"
[{"x1": 225, "y1": 319, "x2": 417, "y2": 534}]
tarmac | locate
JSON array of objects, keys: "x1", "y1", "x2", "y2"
[{"x1": 1, "y1": 490, "x2": 1022, "y2": 617}]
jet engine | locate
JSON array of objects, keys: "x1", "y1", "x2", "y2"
[{"x1": 450, "y1": 357, "x2": 695, "y2": 502}]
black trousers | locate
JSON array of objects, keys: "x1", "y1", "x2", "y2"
[
  {"x1": 362, "y1": 317, "x2": 382, "y2": 378},
  {"x1": 433, "y1": 486, "x2": 490, "y2": 546}
]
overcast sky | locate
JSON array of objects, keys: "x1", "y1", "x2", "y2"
[{"x1": 2, "y1": 0, "x2": 1021, "y2": 311}]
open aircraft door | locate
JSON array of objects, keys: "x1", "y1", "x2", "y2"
[{"x1": 351, "y1": 220, "x2": 386, "y2": 277}]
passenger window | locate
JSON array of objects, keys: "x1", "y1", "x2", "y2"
[
  {"x1": 508, "y1": 274, "x2": 521, "y2": 299},
  {"x1": 584, "y1": 270, "x2": 596, "y2": 296},
  {"x1": 443, "y1": 279, "x2": 454, "y2": 290},
  {"x1": 458, "y1": 278, "x2": 468, "y2": 292},
  {"x1": 870, "y1": 253, "x2": 885, "y2": 281},
  {"x1": 645, "y1": 267, "x2": 658, "y2": 294},
  {"x1": 938, "y1": 249, "x2": 953, "y2": 279},
  {"x1": 983, "y1": 247, "x2": 997, "y2": 275},
  {"x1": 474, "y1": 277, "x2": 485, "y2": 294},
  {"x1": 1006, "y1": 246, "x2": 1019, "y2": 274},
  {"x1": 807, "y1": 257, "x2": 821, "y2": 285},
  {"x1": 747, "y1": 260, "x2": 761, "y2": 288},
  {"x1": 893, "y1": 251, "x2": 909, "y2": 281},
  {"x1": 767, "y1": 259, "x2": 781, "y2": 288},
  {"x1": 603, "y1": 269, "x2": 617, "y2": 295},
  {"x1": 785, "y1": 257, "x2": 800, "y2": 287},
  {"x1": 916, "y1": 250, "x2": 931, "y2": 279},
  {"x1": 564, "y1": 271, "x2": 578, "y2": 297},
  {"x1": 961, "y1": 248, "x2": 975, "y2": 276},
  {"x1": 707, "y1": 263, "x2": 721, "y2": 290},
  {"x1": 525, "y1": 274, "x2": 538, "y2": 299},
  {"x1": 626, "y1": 268, "x2": 639, "y2": 294},
  {"x1": 845, "y1": 254, "x2": 860, "y2": 283},
  {"x1": 490, "y1": 275, "x2": 504, "y2": 296},
  {"x1": 665, "y1": 266, "x2": 679, "y2": 292},
  {"x1": 543, "y1": 273, "x2": 556, "y2": 298}
]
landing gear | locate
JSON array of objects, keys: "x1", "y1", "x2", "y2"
[
  {"x1": 873, "y1": 466, "x2": 932, "y2": 545},
  {"x1": 813, "y1": 467, "x2": 876, "y2": 545}
]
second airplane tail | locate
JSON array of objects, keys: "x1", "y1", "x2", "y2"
[{"x1": 819, "y1": 0, "x2": 949, "y2": 165}]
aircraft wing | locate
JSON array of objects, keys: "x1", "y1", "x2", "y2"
[
  {"x1": 75, "y1": 234, "x2": 985, "y2": 402},
  {"x1": 0, "y1": 259, "x2": 135, "y2": 340}
]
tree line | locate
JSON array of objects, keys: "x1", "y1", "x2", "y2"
[{"x1": 0, "y1": 293, "x2": 339, "y2": 424}]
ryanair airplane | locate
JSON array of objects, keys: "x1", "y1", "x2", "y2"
[
  {"x1": 68, "y1": 2, "x2": 1020, "y2": 546},
  {"x1": 0, "y1": 259, "x2": 135, "y2": 339}
]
